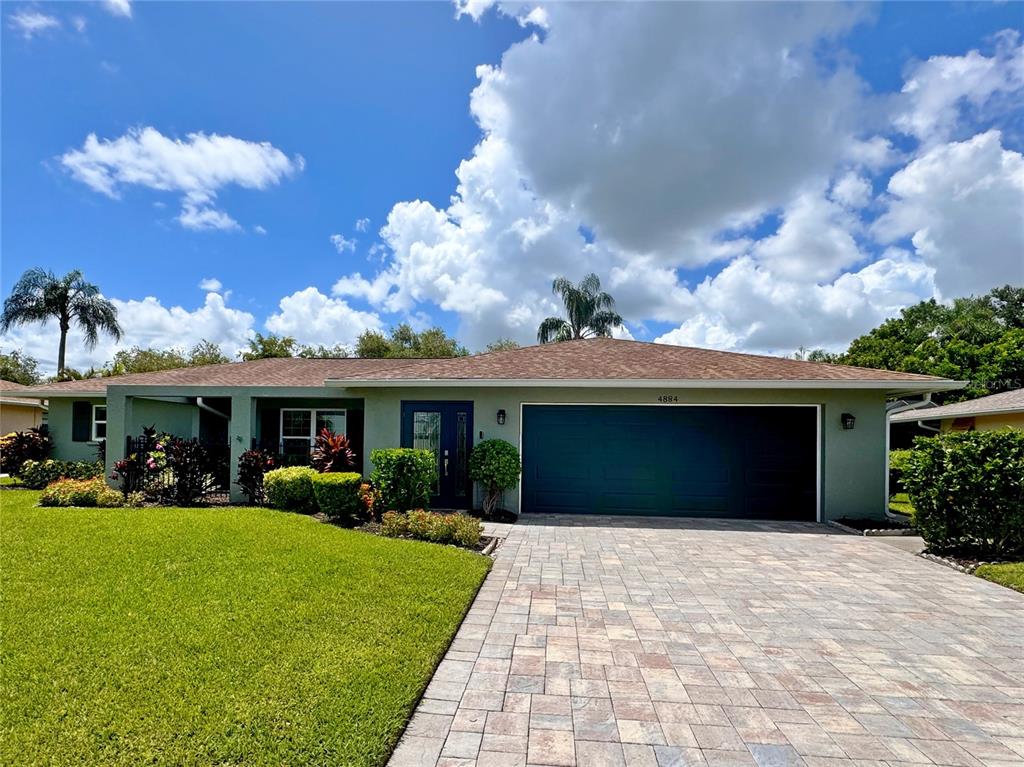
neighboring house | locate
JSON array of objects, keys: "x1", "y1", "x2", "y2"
[
  {"x1": 0, "y1": 379, "x2": 47, "y2": 434},
  {"x1": 890, "y1": 387, "x2": 1024, "y2": 433},
  {"x1": 0, "y1": 338, "x2": 960, "y2": 519}
]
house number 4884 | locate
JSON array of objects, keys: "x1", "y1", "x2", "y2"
[{"x1": 657, "y1": 394, "x2": 679, "y2": 403}]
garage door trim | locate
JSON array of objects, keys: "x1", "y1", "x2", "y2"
[{"x1": 518, "y1": 402, "x2": 822, "y2": 522}]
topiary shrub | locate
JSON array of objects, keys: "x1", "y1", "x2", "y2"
[
  {"x1": 468, "y1": 439, "x2": 521, "y2": 515},
  {"x1": 263, "y1": 466, "x2": 318, "y2": 512},
  {"x1": 369, "y1": 448, "x2": 437, "y2": 511},
  {"x1": 39, "y1": 477, "x2": 123, "y2": 508},
  {"x1": 903, "y1": 430, "x2": 1024, "y2": 557},
  {"x1": 0, "y1": 428, "x2": 52, "y2": 475},
  {"x1": 20, "y1": 459, "x2": 103, "y2": 490},
  {"x1": 311, "y1": 472, "x2": 363, "y2": 523},
  {"x1": 380, "y1": 509, "x2": 481, "y2": 547}
]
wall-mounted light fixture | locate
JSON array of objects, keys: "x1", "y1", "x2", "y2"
[
  {"x1": 841, "y1": 412, "x2": 856, "y2": 430},
  {"x1": 496, "y1": 409, "x2": 507, "y2": 425}
]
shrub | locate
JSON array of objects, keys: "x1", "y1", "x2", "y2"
[
  {"x1": 310, "y1": 429, "x2": 357, "y2": 473},
  {"x1": 20, "y1": 459, "x2": 103, "y2": 490},
  {"x1": 160, "y1": 438, "x2": 220, "y2": 506},
  {"x1": 358, "y1": 482, "x2": 379, "y2": 521},
  {"x1": 380, "y1": 509, "x2": 482, "y2": 548},
  {"x1": 264, "y1": 466, "x2": 318, "y2": 512},
  {"x1": 0, "y1": 428, "x2": 52, "y2": 475},
  {"x1": 370, "y1": 448, "x2": 437, "y2": 511},
  {"x1": 888, "y1": 448, "x2": 914, "y2": 494},
  {"x1": 311, "y1": 472, "x2": 363, "y2": 523},
  {"x1": 39, "y1": 477, "x2": 123, "y2": 508},
  {"x1": 904, "y1": 430, "x2": 1024, "y2": 557},
  {"x1": 237, "y1": 448, "x2": 276, "y2": 504},
  {"x1": 468, "y1": 439, "x2": 521, "y2": 514}
]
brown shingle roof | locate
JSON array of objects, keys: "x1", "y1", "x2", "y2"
[
  {"x1": 890, "y1": 387, "x2": 1024, "y2": 422},
  {"x1": 1, "y1": 339, "x2": 957, "y2": 397}
]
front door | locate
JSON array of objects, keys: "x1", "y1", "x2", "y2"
[{"x1": 400, "y1": 401, "x2": 473, "y2": 509}]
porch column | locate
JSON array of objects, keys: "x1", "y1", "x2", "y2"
[
  {"x1": 228, "y1": 394, "x2": 255, "y2": 503},
  {"x1": 104, "y1": 389, "x2": 132, "y2": 489}
]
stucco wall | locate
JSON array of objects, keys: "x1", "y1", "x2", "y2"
[
  {"x1": 0, "y1": 402, "x2": 45, "y2": 434},
  {"x1": 940, "y1": 412, "x2": 1024, "y2": 432},
  {"x1": 129, "y1": 399, "x2": 200, "y2": 439},
  {"x1": 46, "y1": 397, "x2": 105, "y2": 463},
  {"x1": 359, "y1": 386, "x2": 889, "y2": 522}
]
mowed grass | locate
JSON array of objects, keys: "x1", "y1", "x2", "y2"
[
  {"x1": 975, "y1": 562, "x2": 1024, "y2": 594},
  {"x1": 0, "y1": 489, "x2": 491, "y2": 766},
  {"x1": 888, "y1": 492, "x2": 915, "y2": 517}
]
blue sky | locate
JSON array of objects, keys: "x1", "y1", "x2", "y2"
[{"x1": 2, "y1": 1, "x2": 1022, "y2": 372}]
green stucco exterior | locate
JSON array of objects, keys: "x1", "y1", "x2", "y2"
[
  {"x1": 45, "y1": 397, "x2": 106, "y2": 463},
  {"x1": 44, "y1": 382, "x2": 890, "y2": 520}
]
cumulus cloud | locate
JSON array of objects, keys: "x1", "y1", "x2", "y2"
[
  {"x1": 872, "y1": 130, "x2": 1024, "y2": 298},
  {"x1": 7, "y1": 9, "x2": 60, "y2": 39},
  {"x1": 102, "y1": 0, "x2": 132, "y2": 18},
  {"x1": 0, "y1": 293, "x2": 255, "y2": 374},
  {"x1": 354, "y1": 217, "x2": 370, "y2": 232},
  {"x1": 60, "y1": 127, "x2": 303, "y2": 232},
  {"x1": 330, "y1": 234, "x2": 357, "y2": 253},
  {"x1": 198, "y1": 277, "x2": 223, "y2": 292},
  {"x1": 264, "y1": 287, "x2": 382, "y2": 347}
]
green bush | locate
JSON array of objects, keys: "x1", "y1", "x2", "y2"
[
  {"x1": 380, "y1": 509, "x2": 482, "y2": 548},
  {"x1": 888, "y1": 448, "x2": 914, "y2": 494},
  {"x1": 370, "y1": 448, "x2": 437, "y2": 511},
  {"x1": 39, "y1": 477, "x2": 123, "y2": 508},
  {"x1": 20, "y1": 459, "x2": 104, "y2": 490},
  {"x1": 263, "y1": 466, "x2": 318, "y2": 512},
  {"x1": 311, "y1": 472, "x2": 364, "y2": 523},
  {"x1": 904, "y1": 430, "x2": 1024, "y2": 557},
  {"x1": 468, "y1": 439, "x2": 521, "y2": 514},
  {"x1": 0, "y1": 428, "x2": 53, "y2": 475}
]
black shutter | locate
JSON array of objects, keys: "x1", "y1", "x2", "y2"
[{"x1": 72, "y1": 401, "x2": 92, "y2": 442}]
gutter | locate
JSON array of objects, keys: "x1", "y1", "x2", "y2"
[{"x1": 196, "y1": 397, "x2": 230, "y2": 420}]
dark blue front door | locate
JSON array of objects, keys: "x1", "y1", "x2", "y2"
[{"x1": 401, "y1": 401, "x2": 473, "y2": 509}]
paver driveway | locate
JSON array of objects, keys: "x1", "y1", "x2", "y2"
[{"x1": 389, "y1": 517, "x2": 1024, "y2": 767}]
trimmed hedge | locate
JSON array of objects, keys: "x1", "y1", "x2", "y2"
[
  {"x1": 370, "y1": 448, "x2": 437, "y2": 511},
  {"x1": 263, "y1": 466, "x2": 318, "y2": 512},
  {"x1": 904, "y1": 430, "x2": 1024, "y2": 557},
  {"x1": 311, "y1": 472, "x2": 363, "y2": 523},
  {"x1": 39, "y1": 477, "x2": 123, "y2": 508},
  {"x1": 381, "y1": 510, "x2": 482, "y2": 548},
  {"x1": 20, "y1": 459, "x2": 104, "y2": 490}
]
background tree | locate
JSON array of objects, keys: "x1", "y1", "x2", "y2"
[
  {"x1": 538, "y1": 273, "x2": 623, "y2": 343},
  {"x1": 298, "y1": 343, "x2": 349, "y2": 359},
  {"x1": 105, "y1": 340, "x2": 230, "y2": 376},
  {"x1": 240, "y1": 333, "x2": 299, "y2": 360},
  {"x1": 187, "y1": 340, "x2": 231, "y2": 367},
  {"x1": 355, "y1": 324, "x2": 468, "y2": 358},
  {"x1": 485, "y1": 338, "x2": 520, "y2": 353},
  {"x1": 1, "y1": 268, "x2": 122, "y2": 378},
  {"x1": 0, "y1": 349, "x2": 41, "y2": 385}
]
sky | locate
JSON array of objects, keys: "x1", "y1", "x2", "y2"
[{"x1": 2, "y1": 0, "x2": 1022, "y2": 374}]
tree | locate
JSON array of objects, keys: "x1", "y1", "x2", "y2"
[
  {"x1": 355, "y1": 324, "x2": 468, "y2": 358},
  {"x1": 838, "y1": 285, "x2": 1024, "y2": 403},
  {"x1": 1, "y1": 268, "x2": 122, "y2": 378},
  {"x1": 298, "y1": 343, "x2": 349, "y2": 359},
  {"x1": 240, "y1": 333, "x2": 298, "y2": 360},
  {"x1": 187, "y1": 339, "x2": 231, "y2": 367},
  {"x1": 485, "y1": 338, "x2": 520, "y2": 353},
  {"x1": 538, "y1": 273, "x2": 623, "y2": 343},
  {"x1": 0, "y1": 349, "x2": 41, "y2": 385},
  {"x1": 791, "y1": 347, "x2": 839, "y2": 363},
  {"x1": 104, "y1": 339, "x2": 230, "y2": 376}
]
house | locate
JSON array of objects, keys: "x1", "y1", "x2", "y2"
[
  {"x1": 0, "y1": 380, "x2": 47, "y2": 434},
  {"x1": 890, "y1": 387, "x2": 1024, "y2": 434},
  {"x1": 0, "y1": 338, "x2": 960, "y2": 519}
]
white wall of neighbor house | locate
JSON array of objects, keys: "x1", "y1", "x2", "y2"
[{"x1": 358, "y1": 385, "x2": 889, "y2": 521}]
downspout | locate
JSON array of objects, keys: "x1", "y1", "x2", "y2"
[
  {"x1": 196, "y1": 397, "x2": 229, "y2": 420},
  {"x1": 884, "y1": 393, "x2": 933, "y2": 521}
]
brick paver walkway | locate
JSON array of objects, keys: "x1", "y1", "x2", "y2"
[{"x1": 389, "y1": 516, "x2": 1024, "y2": 767}]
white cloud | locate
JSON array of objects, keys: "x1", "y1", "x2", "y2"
[
  {"x1": 72, "y1": 16, "x2": 87, "y2": 33},
  {"x1": 60, "y1": 126, "x2": 303, "y2": 232},
  {"x1": 830, "y1": 172, "x2": 873, "y2": 209},
  {"x1": 253, "y1": 225, "x2": 267, "y2": 235},
  {"x1": 872, "y1": 130, "x2": 1024, "y2": 298},
  {"x1": 102, "y1": 0, "x2": 132, "y2": 18},
  {"x1": 7, "y1": 10, "x2": 60, "y2": 39},
  {"x1": 895, "y1": 30, "x2": 1024, "y2": 144},
  {"x1": 354, "y1": 217, "x2": 370, "y2": 232},
  {"x1": 330, "y1": 234, "x2": 357, "y2": 253},
  {"x1": 0, "y1": 293, "x2": 255, "y2": 374},
  {"x1": 198, "y1": 277, "x2": 223, "y2": 293},
  {"x1": 264, "y1": 287, "x2": 382, "y2": 347}
]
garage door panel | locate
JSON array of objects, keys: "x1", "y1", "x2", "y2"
[{"x1": 522, "y1": 405, "x2": 816, "y2": 520}]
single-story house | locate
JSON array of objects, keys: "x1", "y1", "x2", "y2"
[
  {"x1": 0, "y1": 379, "x2": 47, "y2": 434},
  {"x1": 890, "y1": 387, "x2": 1024, "y2": 433},
  {"x1": 1, "y1": 338, "x2": 961, "y2": 520}
]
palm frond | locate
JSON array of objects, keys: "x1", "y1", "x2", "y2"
[{"x1": 538, "y1": 316, "x2": 570, "y2": 344}]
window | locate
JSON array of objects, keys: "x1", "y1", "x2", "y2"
[
  {"x1": 92, "y1": 405, "x2": 107, "y2": 442},
  {"x1": 279, "y1": 408, "x2": 346, "y2": 454}
]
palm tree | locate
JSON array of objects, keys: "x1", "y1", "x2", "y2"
[
  {"x1": 537, "y1": 273, "x2": 623, "y2": 343},
  {"x1": 1, "y1": 268, "x2": 122, "y2": 378}
]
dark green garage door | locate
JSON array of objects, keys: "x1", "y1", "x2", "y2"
[{"x1": 521, "y1": 405, "x2": 817, "y2": 520}]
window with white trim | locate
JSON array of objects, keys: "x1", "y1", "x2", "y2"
[
  {"x1": 279, "y1": 409, "x2": 346, "y2": 454},
  {"x1": 92, "y1": 405, "x2": 107, "y2": 441}
]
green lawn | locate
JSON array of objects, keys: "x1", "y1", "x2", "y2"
[
  {"x1": 975, "y1": 562, "x2": 1024, "y2": 594},
  {"x1": 888, "y1": 492, "x2": 915, "y2": 517},
  {"x1": 0, "y1": 489, "x2": 491, "y2": 766}
]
